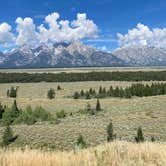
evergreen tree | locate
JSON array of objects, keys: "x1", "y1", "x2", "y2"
[
  {"x1": 80, "y1": 90, "x2": 84, "y2": 96},
  {"x1": 109, "y1": 86, "x2": 113, "y2": 96},
  {"x1": 2, "y1": 125, "x2": 18, "y2": 147},
  {"x1": 57, "y1": 85, "x2": 62, "y2": 90},
  {"x1": 89, "y1": 88, "x2": 93, "y2": 94},
  {"x1": 11, "y1": 100, "x2": 20, "y2": 118},
  {"x1": 2, "y1": 100, "x2": 20, "y2": 125},
  {"x1": 107, "y1": 122, "x2": 116, "y2": 142},
  {"x1": 135, "y1": 127, "x2": 144, "y2": 143},
  {"x1": 8, "y1": 87, "x2": 17, "y2": 98},
  {"x1": 92, "y1": 89, "x2": 96, "y2": 95},
  {"x1": 96, "y1": 99, "x2": 101, "y2": 111},
  {"x1": 73, "y1": 91, "x2": 79, "y2": 99},
  {"x1": 47, "y1": 88, "x2": 55, "y2": 99},
  {"x1": 99, "y1": 86, "x2": 103, "y2": 94},
  {"x1": 0, "y1": 103, "x2": 4, "y2": 119},
  {"x1": 85, "y1": 91, "x2": 91, "y2": 99},
  {"x1": 76, "y1": 134, "x2": 86, "y2": 148},
  {"x1": 102, "y1": 87, "x2": 106, "y2": 94},
  {"x1": 151, "y1": 136, "x2": 155, "y2": 142}
]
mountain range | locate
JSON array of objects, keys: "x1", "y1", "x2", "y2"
[{"x1": 0, "y1": 42, "x2": 166, "y2": 68}]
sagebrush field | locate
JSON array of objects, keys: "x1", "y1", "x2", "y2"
[{"x1": 0, "y1": 81, "x2": 166, "y2": 149}]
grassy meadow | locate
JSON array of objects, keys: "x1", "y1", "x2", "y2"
[{"x1": 0, "y1": 81, "x2": 166, "y2": 150}]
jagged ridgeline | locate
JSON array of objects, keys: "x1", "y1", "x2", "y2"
[{"x1": 1, "y1": 71, "x2": 166, "y2": 83}]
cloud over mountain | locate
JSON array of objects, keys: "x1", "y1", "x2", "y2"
[
  {"x1": 117, "y1": 23, "x2": 166, "y2": 48},
  {"x1": 0, "y1": 12, "x2": 98, "y2": 48},
  {"x1": 0, "y1": 23, "x2": 15, "y2": 47}
]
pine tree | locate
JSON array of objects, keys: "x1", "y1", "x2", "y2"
[
  {"x1": 73, "y1": 91, "x2": 79, "y2": 99},
  {"x1": 92, "y1": 89, "x2": 96, "y2": 95},
  {"x1": 107, "y1": 122, "x2": 116, "y2": 142},
  {"x1": 151, "y1": 136, "x2": 155, "y2": 142},
  {"x1": 96, "y1": 99, "x2": 101, "y2": 111},
  {"x1": 99, "y1": 86, "x2": 103, "y2": 94},
  {"x1": 89, "y1": 88, "x2": 93, "y2": 94},
  {"x1": 2, "y1": 125, "x2": 18, "y2": 147},
  {"x1": 0, "y1": 103, "x2": 4, "y2": 119},
  {"x1": 57, "y1": 85, "x2": 62, "y2": 90},
  {"x1": 109, "y1": 86, "x2": 113, "y2": 96},
  {"x1": 11, "y1": 100, "x2": 20, "y2": 118},
  {"x1": 80, "y1": 90, "x2": 84, "y2": 96},
  {"x1": 47, "y1": 88, "x2": 55, "y2": 99},
  {"x1": 135, "y1": 127, "x2": 144, "y2": 143},
  {"x1": 8, "y1": 87, "x2": 17, "y2": 98},
  {"x1": 85, "y1": 91, "x2": 91, "y2": 99},
  {"x1": 2, "y1": 100, "x2": 20, "y2": 125},
  {"x1": 102, "y1": 87, "x2": 106, "y2": 94},
  {"x1": 76, "y1": 134, "x2": 86, "y2": 148}
]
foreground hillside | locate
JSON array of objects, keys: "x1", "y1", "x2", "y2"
[
  {"x1": 0, "y1": 141, "x2": 166, "y2": 166},
  {"x1": 0, "y1": 81, "x2": 166, "y2": 149}
]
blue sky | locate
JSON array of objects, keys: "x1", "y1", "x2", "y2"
[{"x1": 0, "y1": 0, "x2": 166, "y2": 52}]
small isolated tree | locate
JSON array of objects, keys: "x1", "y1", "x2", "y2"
[
  {"x1": 135, "y1": 127, "x2": 144, "y2": 143},
  {"x1": 11, "y1": 100, "x2": 20, "y2": 118},
  {"x1": 96, "y1": 99, "x2": 101, "y2": 111},
  {"x1": 73, "y1": 92, "x2": 79, "y2": 99},
  {"x1": 151, "y1": 136, "x2": 155, "y2": 142},
  {"x1": 47, "y1": 88, "x2": 55, "y2": 99},
  {"x1": 57, "y1": 85, "x2": 62, "y2": 90},
  {"x1": 107, "y1": 122, "x2": 116, "y2": 142},
  {"x1": 2, "y1": 125, "x2": 18, "y2": 147},
  {"x1": 7, "y1": 87, "x2": 18, "y2": 98},
  {"x1": 76, "y1": 134, "x2": 86, "y2": 148},
  {"x1": 0, "y1": 103, "x2": 5, "y2": 119}
]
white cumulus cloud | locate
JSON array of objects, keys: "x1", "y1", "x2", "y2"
[
  {"x1": 38, "y1": 12, "x2": 98, "y2": 43},
  {"x1": 0, "y1": 23, "x2": 15, "y2": 47},
  {"x1": 117, "y1": 23, "x2": 166, "y2": 48},
  {"x1": 15, "y1": 17, "x2": 40, "y2": 46},
  {"x1": 0, "y1": 12, "x2": 98, "y2": 48}
]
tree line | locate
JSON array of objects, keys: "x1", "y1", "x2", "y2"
[
  {"x1": 73, "y1": 83, "x2": 166, "y2": 99},
  {"x1": 1, "y1": 71, "x2": 166, "y2": 83}
]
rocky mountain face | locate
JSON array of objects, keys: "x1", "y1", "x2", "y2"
[
  {"x1": 0, "y1": 42, "x2": 125, "y2": 68},
  {"x1": 113, "y1": 46, "x2": 166, "y2": 66},
  {"x1": 1, "y1": 43, "x2": 166, "y2": 68}
]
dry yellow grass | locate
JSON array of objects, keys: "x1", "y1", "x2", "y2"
[{"x1": 0, "y1": 141, "x2": 165, "y2": 166}]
